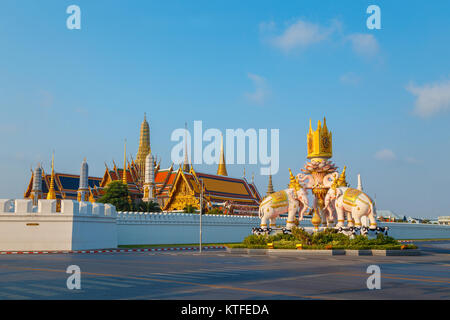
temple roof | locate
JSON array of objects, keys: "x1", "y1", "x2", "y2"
[{"x1": 24, "y1": 172, "x2": 102, "y2": 200}]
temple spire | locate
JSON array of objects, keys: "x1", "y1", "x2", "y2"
[
  {"x1": 78, "y1": 158, "x2": 89, "y2": 202},
  {"x1": 31, "y1": 163, "x2": 43, "y2": 205},
  {"x1": 266, "y1": 174, "x2": 274, "y2": 196},
  {"x1": 357, "y1": 173, "x2": 363, "y2": 191},
  {"x1": 217, "y1": 133, "x2": 227, "y2": 176},
  {"x1": 136, "y1": 114, "x2": 150, "y2": 183},
  {"x1": 183, "y1": 122, "x2": 190, "y2": 172},
  {"x1": 47, "y1": 152, "x2": 56, "y2": 200},
  {"x1": 123, "y1": 139, "x2": 128, "y2": 185}
]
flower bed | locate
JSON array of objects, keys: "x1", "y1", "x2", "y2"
[{"x1": 227, "y1": 227, "x2": 418, "y2": 250}]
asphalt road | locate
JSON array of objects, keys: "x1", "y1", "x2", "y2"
[{"x1": 0, "y1": 241, "x2": 448, "y2": 300}]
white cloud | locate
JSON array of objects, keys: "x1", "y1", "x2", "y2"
[
  {"x1": 339, "y1": 72, "x2": 361, "y2": 86},
  {"x1": 406, "y1": 80, "x2": 450, "y2": 117},
  {"x1": 375, "y1": 149, "x2": 396, "y2": 161},
  {"x1": 347, "y1": 33, "x2": 379, "y2": 57},
  {"x1": 244, "y1": 73, "x2": 269, "y2": 105},
  {"x1": 405, "y1": 156, "x2": 420, "y2": 164},
  {"x1": 263, "y1": 19, "x2": 337, "y2": 52}
]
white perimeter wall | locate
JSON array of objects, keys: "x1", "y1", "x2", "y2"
[
  {"x1": 0, "y1": 198, "x2": 449, "y2": 251},
  {"x1": 117, "y1": 212, "x2": 278, "y2": 245},
  {"x1": 0, "y1": 199, "x2": 117, "y2": 251}
]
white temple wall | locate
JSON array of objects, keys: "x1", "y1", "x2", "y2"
[
  {"x1": 0, "y1": 199, "x2": 117, "y2": 251},
  {"x1": 116, "y1": 212, "x2": 272, "y2": 245}
]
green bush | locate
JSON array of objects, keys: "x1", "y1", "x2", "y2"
[
  {"x1": 243, "y1": 234, "x2": 269, "y2": 246},
  {"x1": 237, "y1": 228, "x2": 418, "y2": 250},
  {"x1": 291, "y1": 227, "x2": 312, "y2": 245},
  {"x1": 183, "y1": 205, "x2": 196, "y2": 213},
  {"x1": 207, "y1": 208, "x2": 223, "y2": 215}
]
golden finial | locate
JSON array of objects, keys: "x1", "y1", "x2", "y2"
[
  {"x1": 46, "y1": 151, "x2": 56, "y2": 200},
  {"x1": 336, "y1": 166, "x2": 348, "y2": 187},
  {"x1": 288, "y1": 168, "x2": 301, "y2": 191},
  {"x1": 217, "y1": 133, "x2": 228, "y2": 176}
]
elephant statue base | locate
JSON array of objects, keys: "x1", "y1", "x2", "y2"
[
  {"x1": 337, "y1": 226, "x2": 389, "y2": 237},
  {"x1": 252, "y1": 226, "x2": 296, "y2": 236}
]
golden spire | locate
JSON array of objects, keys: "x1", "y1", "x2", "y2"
[
  {"x1": 217, "y1": 133, "x2": 228, "y2": 176},
  {"x1": 336, "y1": 166, "x2": 348, "y2": 187},
  {"x1": 266, "y1": 174, "x2": 274, "y2": 196},
  {"x1": 46, "y1": 152, "x2": 56, "y2": 200},
  {"x1": 183, "y1": 122, "x2": 190, "y2": 172},
  {"x1": 288, "y1": 168, "x2": 301, "y2": 191},
  {"x1": 136, "y1": 114, "x2": 151, "y2": 182},
  {"x1": 123, "y1": 139, "x2": 128, "y2": 185}
]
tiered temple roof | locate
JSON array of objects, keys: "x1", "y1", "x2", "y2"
[{"x1": 24, "y1": 115, "x2": 262, "y2": 214}]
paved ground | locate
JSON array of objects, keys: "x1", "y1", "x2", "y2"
[{"x1": 0, "y1": 241, "x2": 448, "y2": 300}]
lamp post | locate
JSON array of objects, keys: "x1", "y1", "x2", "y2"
[{"x1": 199, "y1": 179, "x2": 203, "y2": 253}]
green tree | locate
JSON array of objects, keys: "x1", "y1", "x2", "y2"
[
  {"x1": 97, "y1": 181, "x2": 131, "y2": 211},
  {"x1": 207, "y1": 208, "x2": 223, "y2": 215},
  {"x1": 136, "y1": 200, "x2": 162, "y2": 212},
  {"x1": 183, "y1": 205, "x2": 196, "y2": 213}
]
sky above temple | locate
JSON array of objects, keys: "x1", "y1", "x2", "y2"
[{"x1": 0, "y1": 1, "x2": 449, "y2": 218}]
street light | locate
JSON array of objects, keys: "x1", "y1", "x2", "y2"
[{"x1": 199, "y1": 179, "x2": 203, "y2": 253}]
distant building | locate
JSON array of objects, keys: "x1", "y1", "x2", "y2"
[
  {"x1": 438, "y1": 216, "x2": 450, "y2": 225},
  {"x1": 377, "y1": 210, "x2": 403, "y2": 222}
]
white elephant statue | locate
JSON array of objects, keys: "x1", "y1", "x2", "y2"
[
  {"x1": 259, "y1": 188, "x2": 309, "y2": 231},
  {"x1": 324, "y1": 186, "x2": 377, "y2": 230},
  {"x1": 318, "y1": 196, "x2": 338, "y2": 227}
]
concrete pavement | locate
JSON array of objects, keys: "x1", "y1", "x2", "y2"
[{"x1": 0, "y1": 241, "x2": 448, "y2": 300}]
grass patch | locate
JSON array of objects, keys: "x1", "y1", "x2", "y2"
[{"x1": 118, "y1": 243, "x2": 236, "y2": 248}]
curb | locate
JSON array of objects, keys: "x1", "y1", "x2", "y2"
[
  {"x1": 0, "y1": 246, "x2": 226, "y2": 255},
  {"x1": 225, "y1": 247, "x2": 421, "y2": 256}
]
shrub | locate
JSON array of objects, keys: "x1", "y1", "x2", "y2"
[
  {"x1": 243, "y1": 234, "x2": 269, "y2": 246},
  {"x1": 207, "y1": 208, "x2": 223, "y2": 215},
  {"x1": 183, "y1": 205, "x2": 196, "y2": 213},
  {"x1": 291, "y1": 227, "x2": 312, "y2": 245}
]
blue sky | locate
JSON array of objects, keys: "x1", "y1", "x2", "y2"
[{"x1": 0, "y1": 1, "x2": 449, "y2": 218}]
